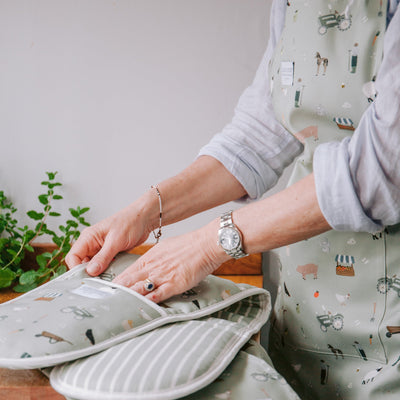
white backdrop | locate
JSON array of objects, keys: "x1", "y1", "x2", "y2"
[{"x1": 0, "y1": 0, "x2": 277, "y2": 241}]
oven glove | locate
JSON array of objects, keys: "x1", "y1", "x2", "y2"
[
  {"x1": 0, "y1": 252, "x2": 270, "y2": 370},
  {"x1": 50, "y1": 295, "x2": 271, "y2": 400}
]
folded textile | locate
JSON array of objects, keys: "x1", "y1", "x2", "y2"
[
  {"x1": 53, "y1": 340, "x2": 300, "y2": 400},
  {"x1": 0, "y1": 253, "x2": 270, "y2": 370}
]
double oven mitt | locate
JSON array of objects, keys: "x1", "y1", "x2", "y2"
[
  {"x1": 52, "y1": 341, "x2": 300, "y2": 400},
  {"x1": 50, "y1": 293, "x2": 271, "y2": 400},
  {"x1": 0, "y1": 252, "x2": 270, "y2": 371}
]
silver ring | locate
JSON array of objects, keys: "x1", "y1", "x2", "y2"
[{"x1": 144, "y1": 278, "x2": 155, "y2": 292}]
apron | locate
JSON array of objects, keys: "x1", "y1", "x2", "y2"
[{"x1": 267, "y1": 1, "x2": 400, "y2": 399}]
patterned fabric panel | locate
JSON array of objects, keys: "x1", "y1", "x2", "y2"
[{"x1": 0, "y1": 252, "x2": 270, "y2": 369}]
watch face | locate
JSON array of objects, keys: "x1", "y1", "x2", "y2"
[{"x1": 219, "y1": 227, "x2": 240, "y2": 251}]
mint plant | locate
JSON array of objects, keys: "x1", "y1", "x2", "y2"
[{"x1": 0, "y1": 172, "x2": 90, "y2": 292}]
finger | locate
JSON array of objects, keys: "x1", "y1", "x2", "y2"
[
  {"x1": 127, "y1": 275, "x2": 160, "y2": 296},
  {"x1": 144, "y1": 282, "x2": 178, "y2": 304},
  {"x1": 65, "y1": 253, "x2": 85, "y2": 269},
  {"x1": 112, "y1": 258, "x2": 148, "y2": 287},
  {"x1": 86, "y1": 238, "x2": 119, "y2": 276},
  {"x1": 65, "y1": 230, "x2": 95, "y2": 268}
]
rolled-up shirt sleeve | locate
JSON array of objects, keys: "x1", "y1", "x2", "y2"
[
  {"x1": 314, "y1": 7, "x2": 400, "y2": 233},
  {"x1": 198, "y1": 0, "x2": 303, "y2": 200}
]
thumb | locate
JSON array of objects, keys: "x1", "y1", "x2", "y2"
[{"x1": 86, "y1": 239, "x2": 118, "y2": 276}]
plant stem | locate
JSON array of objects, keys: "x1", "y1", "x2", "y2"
[
  {"x1": 28, "y1": 192, "x2": 53, "y2": 245},
  {"x1": 42, "y1": 233, "x2": 68, "y2": 277},
  {"x1": 2, "y1": 237, "x2": 26, "y2": 270}
]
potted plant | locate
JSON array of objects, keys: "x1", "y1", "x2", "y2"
[{"x1": 0, "y1": 172, "x2": 90, "y2": 293}]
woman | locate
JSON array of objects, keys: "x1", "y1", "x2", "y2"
[{"x1": 66, "y1": 1, "x2": 400, "y2": 398}]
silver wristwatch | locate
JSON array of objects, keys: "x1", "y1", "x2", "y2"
[{"x1": 217, "y1": 211, "x2": 248, "y2": 259}]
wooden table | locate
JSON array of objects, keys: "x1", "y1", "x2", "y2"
[{"x1": 0, "y1": 245, "x2": 263, "y2": 399}]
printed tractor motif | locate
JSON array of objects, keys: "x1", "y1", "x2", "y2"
[
  {"x1": 318, "y1": 12, "x2": 352, "y2": 35},
  {"x1": 317, "y1": 313, "x2": 344, "y2": 332},
  {"x1": 376, "y1": 276, "x2": 400, "y2": 296},
  {"x1": 61, "y1": 306, "x2": 94, "y2": 320}
]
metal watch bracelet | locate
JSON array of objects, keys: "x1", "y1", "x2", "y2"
[{"x1": 220, "y1": 211, "x2": 248, "y2": 259}]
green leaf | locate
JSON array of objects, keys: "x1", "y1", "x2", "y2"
[
  {"x1": 36, "y1": 275, "x2": 49, "y2": 285},
  {"x1": 25, "y1": 244, "x2": 35, "y2": 253},
  {"x1": 48, "y1": 182, "x2": 62, "y2": 189},
  {"x1": 52, "y1": 264, "x2": 67, "y2": 279},
  {"x1": 79, "y1": 207, "x2": 90, "y2": 215},
  {"x1": 0, "y1": 269, "x2": 16, "y2": 288},
  {"x1": 27, "y1": 211, "x2": 45, "y2": 221},
  {"x1": 43, "y1": 227, "x2": 56, "y2": 236},
  {"x1": 6, "y1": 248, "x2": 17, "y2": 257},
  {"x1": 49, "y1": 212, "x2": 61, "y2": 217},
  {"x1": 19, "y1": 270, "x2": 38, "y2": 285},
  {"x1": 38, "y1": 194, "x2": 48, "y2": 205},
  {"x1": 46, "y1": 172, "x2": 57, "y2": 180},
  {"x1": 52, "y1": 236, "x2": 63, "y2": 247},
  {"x1": 49, "y1": 259, "x2": 59, "y2": 268},
  {"x1": 13, "y1": 282, "x2": 38, "y2": 293},
  {"x1": 66, "y1": 220, "x2": 79, "y2": 228},
  {"x1": 53, "y1": 195, "x2": 63, "y2": 200},
  {"x1": 69, "y1": 208, "x2": 79, "y2": 218},
  {"x1": 61, "y1": 243, "x2": 71, "y2": 254},
  {"x1": 36, "y1": 252, "x2": 52, "y2": 268},
  {"x1": 57, "y1": 264, "x2": 67, "y2": 275}
]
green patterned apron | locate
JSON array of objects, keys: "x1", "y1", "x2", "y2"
[{"x1": 267, "y1": 1, "x2": 400, "y2": 399}]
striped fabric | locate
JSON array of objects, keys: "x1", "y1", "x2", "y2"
[
  {"x1": 50, "y1": 293, "x2": 270, "y2": 400},
  {"x1": 62, "y1": 345, "x2": 302, "y2": 400}
]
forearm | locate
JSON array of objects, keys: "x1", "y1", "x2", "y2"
[
  {"x1": 218, "y1": 173, "x2": 331, "y2": 256},
  {"x1": 135, "y1": 155, "x2": 247, "y2": 233}
]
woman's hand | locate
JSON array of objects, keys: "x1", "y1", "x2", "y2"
[
  {"x1": 65, "y1": 193, "x2": 156, "y2": 276},
  {"x1": 65, "y1": 157, "x2": 247, "y2": 296},
  {"x1": 112, "y1": 220, "x2": 230, "y2": 303}
]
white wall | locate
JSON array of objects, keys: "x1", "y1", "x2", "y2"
[{"x1": 0, "y1": 0, "x2": 275, "y2": 241}]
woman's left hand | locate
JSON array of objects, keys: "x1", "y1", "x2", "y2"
[{"x1": 112, "y1": 220, "x2": 230, "y2": 303}]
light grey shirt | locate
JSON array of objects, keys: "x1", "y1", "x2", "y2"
[{"x1": 199, "y1": 0, "x2": 400, "y2": 234}]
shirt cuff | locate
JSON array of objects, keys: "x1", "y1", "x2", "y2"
[
  {"x1": 198, "y1": 137, "x2": 280, "y2": 201},
  {"x1": 313, "y1": 139, "x2": 383, "y2": 234}
]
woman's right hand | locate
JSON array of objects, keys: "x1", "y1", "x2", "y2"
[{"x1": 65, "y1": 193, "x2": 155, "y2": 276}]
